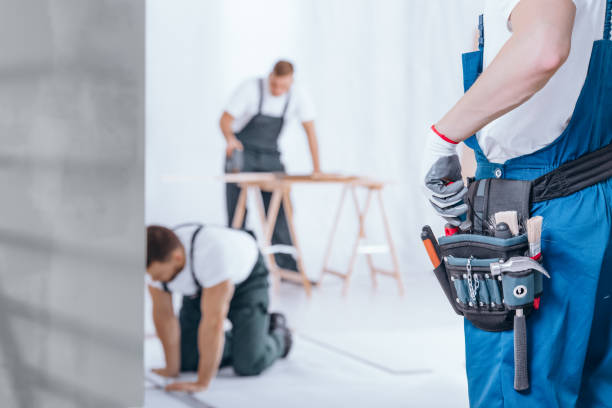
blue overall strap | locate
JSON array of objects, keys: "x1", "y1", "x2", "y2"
[
  {"x1": 605, "y1": 0, "x2": 612, "y2": 40},
  {"x1": 258, "y1": 78, "x2": 264, "y2": 114},
  {"x1": 478, "y1": 14, "x2": 484, "y2": 51},
  {"x1": 462, "y1": 15, "x2": 484, "y2": 150},
  {"x1": 189, "y1": 224, "x2": 204, "y2": 291},
  {"x1": 462, "y1": 15, "x2": 485, "y2": 92}
]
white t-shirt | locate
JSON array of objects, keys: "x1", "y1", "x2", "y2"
[
  {"x1": 225, "y1": 77, "x2": 316, "y2": 134},
  {"x1": 477, "y1": 0, "x2": 606, "y2": 164},
  {"x1": 147, "y1": 225, "x2": 259, "y2": 297}
]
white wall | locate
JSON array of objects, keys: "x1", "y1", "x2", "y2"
[{"x1": 147, "y1": 0, "x2": 484, "y2": 279}]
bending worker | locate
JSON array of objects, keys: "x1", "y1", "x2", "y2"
[
  {"x1": 220, "y1": 60, "x2": 320, "y2": 275},
  {"x1": 421, "y1": 0, "x2": 611, "y2": 406},
  {"x1": 146, "y1": 224, "x2": 292, "y2": 393}
]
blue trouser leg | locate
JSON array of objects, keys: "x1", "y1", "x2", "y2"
[
  {"x1": 577, "y1": 215, "x2": 612, "y2": 407},
  {"x1": 465, "y1": 180, "x2": 612, "y2": 407}
]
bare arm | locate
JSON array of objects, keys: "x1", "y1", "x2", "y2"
[
  {"x1": 219, "y1": 112, "x2": 243, "y2": 157},
  {"x1": 302, "y1": 120, "x2": 321, "y2": 173},
  {"x1": 436, "y1": 0, "x2": 575, "y2": 141},
  {"x1": 196, "y1": 280, "x2": 234, "y2": 386},
  {"x1": 149, "y1": 286, "x2": 180, "y2": 377},
  {"x1": 165, "y1": 280, "x2": 234, "y2": 392}
]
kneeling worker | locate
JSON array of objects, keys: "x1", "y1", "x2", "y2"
[{"x1": 146, "y1": 223, "x2": 292, "y2": 392}]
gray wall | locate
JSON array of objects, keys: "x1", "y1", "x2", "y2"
[{"x1": 0, "y1": 1, "x2": 144, "y2": 407}]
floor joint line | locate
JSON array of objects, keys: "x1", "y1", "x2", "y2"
[{"x1": 296, "y1": 332, "x2": 433, "y2": 376}]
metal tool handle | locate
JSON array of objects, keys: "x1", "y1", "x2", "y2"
[{"x1": 514, "y1": 310, "x2": 529, "y2": 391}]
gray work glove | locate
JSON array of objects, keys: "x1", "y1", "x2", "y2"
[{"x1": 420, "y1": 126, "x2": 468, "y2": 226}]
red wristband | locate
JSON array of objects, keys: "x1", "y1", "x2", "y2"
[{"x1": 431, "y1": 125, "x2": 458, "y2": 145}]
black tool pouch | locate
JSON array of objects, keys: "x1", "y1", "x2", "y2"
[
  {"x1": 433, "y1": 178, "x2": 540, "y2": 330},
  {"x1": 438, "y1": 233, "x2": 542, "y2": 331}
]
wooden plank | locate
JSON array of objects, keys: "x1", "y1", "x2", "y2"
[
  {"x1": 321, "y1": 268, "x2": 347, "y2": 278},
  {"x1": 221, "y1": 172, "x2": 386, "y2": 188},
  {"x1": 222, "y1": 172, "x2": 279, "y2": 184},
  {"x1": 231, "y1": 186, "x2": 248, "y2": 229},
  {"x1": 373, "y1": 269, "x2": 396, "y2": 277},
  {"x1": 264, "y1": 189, "x2": 283, "y2": 244},
  {"x1": 278, "y1": 269, "x2": 307, "y2": 283},
  {"x1": 319, "y1": 185, "x2": 349, "y2": 283},
  {"x1": 365, "y1": 253, "x2": 378, "y2": 289},
  {"x1": 253, "y1": 187, "x2": 281, "y2": 293},
  {"x1": 342, "y1": 186, "x2": 374, "y2": 295},
  {"x1": 282, "y1": 187, "x2": 312, "y2": 297},
  {"x1": 376, "y1": 190, "x2": 404, "y2": 296}
]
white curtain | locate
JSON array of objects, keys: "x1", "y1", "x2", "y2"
[{"x1": 147, "y1": 0, "x2": 484, "y2": 279}]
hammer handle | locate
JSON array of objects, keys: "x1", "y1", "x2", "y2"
[{"x1": 514, "y1": 310, "x2": 529, "y2": 391}]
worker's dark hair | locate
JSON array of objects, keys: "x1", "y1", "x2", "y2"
[
  {"x1": 147, "y1": 225, "x2": 182, "y2": 267},
  {"x1": 272, "y1": 60, "x2": 294, "y2": 76}
]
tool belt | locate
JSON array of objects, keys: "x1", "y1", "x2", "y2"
[
  {"x1": 430, "y1": 178, "x2": 546, "y2": 392},
  {"x1": 432, "y1": 143, "x2": 612, "y2": 309},
  {"x1": 425, "y1": 142, "x2": 612, "y2": 391},
  {"x1": 445, "y1": 143, "x2": 612, "y2": 319},
  {"x1": 432, "y1": 172, "x2": 549, "y2": 324}
]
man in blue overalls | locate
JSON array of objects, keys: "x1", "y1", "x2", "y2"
[
  {"x1": 220, "y1": 60, "x2": 321, "y2": 275},
  {"x1": 421, "y1": 0, "x2": 611, "y2": 406}
]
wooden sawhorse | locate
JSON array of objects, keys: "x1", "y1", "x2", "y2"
[
  {"x1": 223, "y1": 173, "x2": 403, "y2": 297},
  {"x1": 320, "y1": 180, "x2": 404, "y2": 295},
  {"x1": 225, "y1": 173, "x2": 313, "y2": 296}
]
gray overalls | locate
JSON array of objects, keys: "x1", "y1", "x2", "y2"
[
  {"x1": 225, "y1": 78, "x2": 297, "y2": 272},
  {"x1": 170, "y1": 224, "x2": 286, "y2": 376}
]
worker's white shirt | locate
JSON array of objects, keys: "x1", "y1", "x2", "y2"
[
  {"x1": 147, "y1": 225, "x2": 258, "y2": 297},
  {"x1": 478, "y1": 0, "x2": 606, "y2": 164},
  {"x1": 225, "y1": 77, "x2": 316, "y2": 134}
]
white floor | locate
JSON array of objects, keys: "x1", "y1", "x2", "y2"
[{"x1": 144, "y1": 266, "x2": 469, "y2": 408}]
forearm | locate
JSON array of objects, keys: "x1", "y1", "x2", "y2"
[
  {"x1": 153, "y1": 312, "x2": 181, "y2": 373},
  {"x1": 437, "y1": 1, "x2": 574, "y2": 142},
  {"x1": 303, "y1": 121, "x2": 321, "y2": 172},
  {"x1": 196, "y1": 320, "x2": 226, "y2": 387},
  {"x1": 219, "y1": 112, "x2": 236, "y2": 141}
]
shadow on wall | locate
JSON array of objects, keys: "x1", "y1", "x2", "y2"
[{"x1": 0, "y1": 285, "x2": 125, "y2": 407}]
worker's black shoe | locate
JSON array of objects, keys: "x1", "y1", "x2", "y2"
[
  {"x1": 272, "y1": 326, "x2": 293, "y2": 358},
  {"x1": 274, "y1": 254, "x2": 298, "y2": 272},
  {"x1": 269, "y1": 312, "x2": 288, "y2": 332}
]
